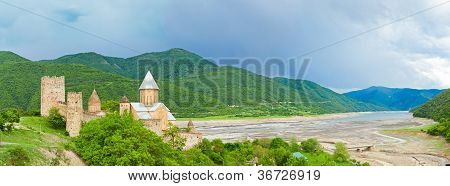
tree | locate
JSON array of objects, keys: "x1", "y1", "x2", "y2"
[
  {"x1": 286, "y1": 156, "x2": 307, "y2": 166},
  {"x1": 0, "y1": 108, "x2": 19, "y2": 132},
  {"x1": 269, "y1": 147, "x2": 290, "y2": 166},
  {"x1": 183, "y1": 148, "x2": 214, "y2": 166},
  {"x1": 7, "y1": 147, "x2": 31, "y2": 166},
  {"x1": 333, "y1": 142, "x2": 350, "y2": 162},
  {"x1": 2, "y1": 108, "x2": 20, "y2": 123},
  {"x1": 163, "y1": 122, "x2": 186, "y2": 150},
  {"x1": 74, "y1": 113, "x2": 183, "y2": 166},
  {"x1": 300, "y1": 138, "x2": 322, "y2": 153},
  {"x1": 289, "y1": 137, "x2": 300, "y2": 152},
  {"x1": 101, "y1": 100, "x2": 120, "y2": 113},
  {"x1": 47, "y1": 107, "x2": 66, "y2": 129},
  {"x1": 269, "y1": 137, "x2": 289, "y2": 149}
]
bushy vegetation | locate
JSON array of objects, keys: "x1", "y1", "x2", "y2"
[
  {"x1": 0, "y1": 108, "x2": 20, "y2": 131},
  {"x1": 74, "y1": 113, "x2": 183, "y2": 166},
  {"x1": 47, "y1": 108, "x2": 66, "y2": 129},
  {"x1": 74, "y1": 113, "x2": 364, "y2": 166},
  {"x1": 426, "y1": 120, "x2": 450, "y2": 142},
  {"x1": 413, "y1": 89, "x2": 450, "y2": 142},
  {"x1": 4, "y1": 147, "x2": 31, "y2": 166}
]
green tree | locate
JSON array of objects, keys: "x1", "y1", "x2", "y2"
[
  {"x1": 47, "y1": 107, "x2": 66, "y2": 129},
  {"x1": 300, "y1": 138, "x2": 321, "y2": 153},
  {"x1": 286, "y1": 156, "x2": 307, "y2": 166},
  {"x1": 7, "y1": 147, "x2": 31, "y2": 166},
  {"x1": 289, "y1": 137, "x2": 300, "y2": 152},
  {"x1": 0, "y1": 108, "x2": 19, "y2": 132},
  {"x1": 270, "y1": 137, "x2": 289, "y2": 149},
  {"x1": 183, "y1": 148, "x2": 214, "y2": 166},
  {"x1": 333, "y1": 142, "x2": 350, "y2": 162},
  {"x1": 269, "y1": 147, "x2": 290, "y2": 166},
  {"x1": 163, "y1": 122, "x2": 186, "y2": 150},
  {"x1": 74, "y1": 113, "x2": 183, "y2": 166},
  {"x1": 101, "y1": 100, "x2": 120, "y2": 113}
]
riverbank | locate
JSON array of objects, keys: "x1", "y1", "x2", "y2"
[{"x1": 176, "y1": 112, "x2": 358, "y2": 127}]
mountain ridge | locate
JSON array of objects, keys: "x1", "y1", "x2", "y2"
[{"x1": 344, "y1": 86, "x2": 442, "y2": 110}]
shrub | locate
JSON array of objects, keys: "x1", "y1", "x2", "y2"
[
  {"x1": 7, "y1": 147, "x2": 31, "y2": 166},
  {"x1": 333, "y1": 142, "x2": 350, "y2": 162},
  {"x1": 300, "y1": 138, "x2": 321, "y2": 153},
  {"x1": 270, "y1": 138, "x2": 289, "y2": 149},
  {"x1": 47, "y1": 108, "x2": 66, "y2": 129},
  {"x1": 0, "y1": 108, "x2": 20, "y2": 131},
  {"x1": 286, "y1": 155, "x2": 307, "y2": 166}
]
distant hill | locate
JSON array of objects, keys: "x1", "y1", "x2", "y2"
[
  {"x1": 344, "y1": 86, "x2": 442, "y2": 110},
  {"x1": 39, "y1": 48, "x2": 218, "y2": 80},
  {"x1": 413, "y1": 89, "x2": 450, "y2": 121},
  {"x1": 0, "y1": 51, "x2": 30, "y2": 63},
  {"x1": 0, "y1": 49, "x2": 383, "y2": 118}
]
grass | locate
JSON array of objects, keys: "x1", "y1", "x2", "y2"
[
  {"x1": 0, "y1": 117, "x2": 70, "y2": 166},
  {"x1": 383, "y1": 123, "x2": 436, "y2": 133},
  {"x1": 383, "y1": 123, "x2": 450, "y2": 157}
]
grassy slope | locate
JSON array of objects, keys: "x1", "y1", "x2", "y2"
[{"x1": 0, "y1": 117, "x2": 70, "y2": 165}]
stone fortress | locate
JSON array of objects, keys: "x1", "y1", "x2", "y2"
[{"x1": 41, "y1": 71, "x2": 202, "y2": 148}]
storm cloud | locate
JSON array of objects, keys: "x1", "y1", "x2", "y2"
[{"x1": 0, "y1": 0, "x2": 449, "y2": 91}]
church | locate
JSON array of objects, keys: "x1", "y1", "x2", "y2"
[{"x1": 119, "y1": 71, "x2": 176, "y2": 135}]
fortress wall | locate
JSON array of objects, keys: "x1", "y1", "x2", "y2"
[
  {"x1": 66, "y1": 92, "x2": 83, "y2": 137},
  {"x1": 180, "y1": 132, "x2": 202, "y2": 149}
]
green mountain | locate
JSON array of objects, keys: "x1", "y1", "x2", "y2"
[
  {"x1": 413, "y1": 89, "x2": 450, "y2": 121},
  {"x1": 39, "y1": 48, "x2": 218, "y2": 80},
  {"x1": 1, "y1": 50, "x2": 382, "y2": 118},
  {"x1": 344, "y1": 86, "x2": 442, "y2": 110},
  {"x1": 275, "y1": 78, "x2": 385, "y2": 113},
  {"x1": 0, "y1": 51, "x2": 30, "y2": 63}
]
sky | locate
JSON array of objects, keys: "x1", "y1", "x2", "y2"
[{"x1": 0, "y1": 0, "x2": 449, "y2": 92}]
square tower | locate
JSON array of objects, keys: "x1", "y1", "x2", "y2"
[
  {"x1": 40, "y1": 76, "x2": 65, "y2": 116},
  {"x1": 67, "y1": 92, "x2": 83, "y2": 137}
]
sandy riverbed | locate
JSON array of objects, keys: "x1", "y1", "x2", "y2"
[{"x1": 178, "y1": 112, "x2": 449, "y2": 166}]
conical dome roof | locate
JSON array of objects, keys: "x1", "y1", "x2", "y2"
[
  {"x1": 120, "y1": 96, "x2": 130, "y2": 103},
  {"x1": 139, "y1": 71, "x2": 159, "y2": 90},
  {"x1": 88, "y1": 89, "x2": 101, "y2": 104}
]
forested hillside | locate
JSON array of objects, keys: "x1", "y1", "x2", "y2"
[
  {"x1": 0, "y1": 49, "x2": 383, "y2": 118},
  {"x1": 345, "y1": 86, "x2": 441, "y2": 110},
  {"x1": 413, "y1": 89, "x2": 450, "y2": 121}
]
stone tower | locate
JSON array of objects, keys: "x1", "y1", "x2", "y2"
[
  {"x1": 40, "y1": 76, "x2": 65, "y2": 116},
  {"x1": 119, "y1": 96, "x2": 130, "y2": 115},
  {"x1": 139, "y1": 71, "x2": 159, "y2": 106},
  {"x1": 66, "y1": 92, "x2": 83, "y2": 137},
  {"x1": 88, "y1": 89, "x2": 101, "y2": 113}
]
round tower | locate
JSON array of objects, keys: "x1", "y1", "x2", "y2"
[{"x1": 139, "y1": 71, "x2": 159, "y2": 106}]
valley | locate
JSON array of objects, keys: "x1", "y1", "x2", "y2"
[{"x1": 181, "y1": 111, "x2": 449, "y2": 166}]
